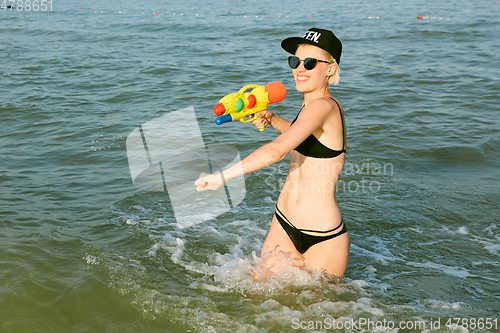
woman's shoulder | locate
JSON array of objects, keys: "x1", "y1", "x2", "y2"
[{"x1": 303, "y1": 97, "x2": 340, "y2": 117}]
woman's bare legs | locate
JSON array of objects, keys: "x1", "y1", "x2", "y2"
[
  {"x1": 302, "y1": 233, "x2": 350, "y2": 278},
  {"x1": 253, "y1": 216, "x2": 304, "y2": 281},
  {"x1": 254, "y1": 215, "x2": 350, "y2": 280}
]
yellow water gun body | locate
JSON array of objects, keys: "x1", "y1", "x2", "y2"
[{"x1": 213, "y1": 81, "x2": 287, "y2": 131}]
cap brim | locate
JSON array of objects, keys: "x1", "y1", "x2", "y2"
[{"x1": 281, "y1": 37, "x2": 320, "y2": 55}]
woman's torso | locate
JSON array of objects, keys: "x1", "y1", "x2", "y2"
[{"x1": 277, "y1": 97, "x2": 346, "y2": 230}]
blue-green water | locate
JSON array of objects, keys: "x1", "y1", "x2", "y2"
[{"x1": 1, "y1": 0, "x2": 499, "y2": 332}]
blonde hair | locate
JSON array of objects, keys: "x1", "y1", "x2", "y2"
[
  {"x1": 315, "y1": 46, "x2": 341, "y2": 85},
  {"x1": 328, "y1": 59, "x2": 340, "y2": 85}
]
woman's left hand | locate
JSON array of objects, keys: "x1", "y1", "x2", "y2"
[{"x1": 194, "y1": 172, "x2": 225, "y2": 191}]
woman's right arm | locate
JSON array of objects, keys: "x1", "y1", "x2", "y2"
[{"x1": 253, "y1": 111, "x2": 291, "y2": 133}]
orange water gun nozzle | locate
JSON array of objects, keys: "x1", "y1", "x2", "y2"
[{"x1": 213, "y1": 103, "x2": 226, "y2": 116}]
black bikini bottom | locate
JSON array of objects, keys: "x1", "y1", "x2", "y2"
[{"x1": 274, "y1": 205, "x2": 347, "y2": 254}]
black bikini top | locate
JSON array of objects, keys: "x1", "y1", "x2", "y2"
[{"x1": 291, "y1": 98, "x2": 346, "y2": 159}]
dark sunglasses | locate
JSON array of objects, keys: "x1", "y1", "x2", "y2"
[{"x1": 288, "y1": 56, "x2": 332, "y2": 70}]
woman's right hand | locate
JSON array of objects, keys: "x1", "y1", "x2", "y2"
[
  {"x1": 252, "y1": 111, "x2": 273, "y2": 131},
  {"x1": 194, "y1": 172, "x2": 225, "y2": 192}
]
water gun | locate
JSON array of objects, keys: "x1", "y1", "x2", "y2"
[{"x1": 213, "y1": 81, "x2": 287, "y2": 131}]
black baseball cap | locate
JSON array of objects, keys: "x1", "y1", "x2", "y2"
[{"x1": 281, "y1": 28, "x2": 342, "y2": 64}]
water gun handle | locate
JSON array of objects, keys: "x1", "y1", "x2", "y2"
[{"x1": 240, "y1": 114, "x2": 268, "y2": 132}]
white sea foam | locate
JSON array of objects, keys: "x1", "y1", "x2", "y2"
[
  {"x1": 350, "y1": 243, "x2": 402, "y2": 265},
  {"x1": 84, "y1": 254, "x2": 99, "y2": 265},
  {"x1": 100, "y1": 241, "x2": 487, "y2": 333},
  {"x1": 484, "y1": 224, "x2": 498, "y2": 237},
  {"x1": 406, "y1": 261, "x2": 473, "y2": 279},
  {"x1": 365, "y1": 265, "x2": 377, "y2": 276},
  {"x1": 408, "y1": 226, "x2": 423, "y2": 234},
  {"x1": 467, "y1": 226, "x2": 500, "y2": 256},
  {"x1": 397, "y1": 298, "x2": 470, "y2": 316},
  {"x1": 126, "y1": 218, "x2": 137, "y2": 225},
  {"x1": 423, "y1": 299, "x2": 466, "y2": 310},
  {"x1": 484, "y1": 243, "x2": 500, "y2": 256},
  {"x1": 441, "y1": 226, "x2": 471, "y2": 236},
  {"x1": 103, "y1": 249, "x2": 376, "y2": 331},
  {"x1": 110, "y1": 196, "x2": 499, "y2": 332}
]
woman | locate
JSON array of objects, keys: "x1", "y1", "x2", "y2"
[{"x1": 195, "y1": 28, "x2": 349, "y2": 278}]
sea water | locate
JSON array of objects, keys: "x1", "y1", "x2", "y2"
[{"x1": 1, "y1": 0, "x2": 499, "y2": 332}]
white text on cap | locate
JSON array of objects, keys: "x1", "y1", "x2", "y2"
[{"x1": 303, "y1": 31, "x2": 321, "y2": 43}]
